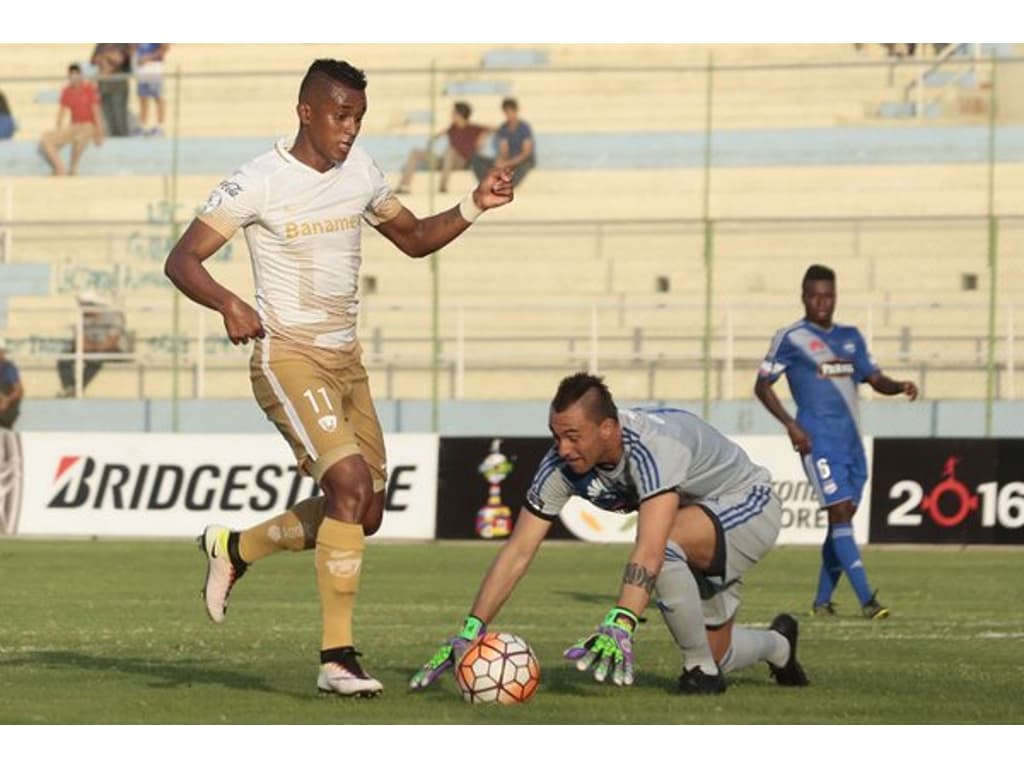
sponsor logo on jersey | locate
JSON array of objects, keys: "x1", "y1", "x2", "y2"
[
  {"x1": 818, "y1": 359, "x2": 855, "y2": 378},
  {"x1": 318, "y1": 414, "x2": 338, "y2": 433},
  {"x1": 219, "y1": 180, "x2": 242, "y2": 198},
  {"x1": 843, "y1": 340, "x2": 857, "y2": 354},
  {"x1": 199, "y1": 181, "x2": 243, "y2": 215},
  {"x1": 284, "y1": 215, "x2": 361, "y2": 239}
]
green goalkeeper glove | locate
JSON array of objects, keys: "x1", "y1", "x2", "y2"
[
  {"x1": 564, "y1": 606, "x2": 637, "y2": 686},
  {"x1": 409, "y1": 615, "x2": 486, "y2": 690}
]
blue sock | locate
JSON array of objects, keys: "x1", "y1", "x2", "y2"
[
  {"x1": 814, "y1": 528, "x2": 843, "y2": 606},
  {"x1": 830, "y1": 522, "x2": 873, "y2": 605}
]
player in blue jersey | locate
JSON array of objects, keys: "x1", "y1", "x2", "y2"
[
  {"x1": 410, "y1": 372, "x2": 808, "y2": 695},
  {"x1": 754, "y1": 264, "x2": 917, "y2": 620}
]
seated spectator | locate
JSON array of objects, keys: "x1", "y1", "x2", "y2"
[
  {"x1": 39, "y1": 64, "x2": 103, "y2": 176},
  {"x1": 882, "y1": 43, "x2": 916, "y2": 58},
  {"x1": 472, "y1": 97, "x2": 535, "y2": 188},
  {"x1": 0, "y1": 89, "x2": 16, "y2": 140},
  {"x1": 57, "y1": 291, "x2": 132, "y2": 397},
  {"x1": 395, "y1": 101, "x2": 492, "y2": 194}
]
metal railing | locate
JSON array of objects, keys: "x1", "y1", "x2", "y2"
[
  {"x1": 903, "y1": 43, "x2": 983, "y2": 120},
  {"x1": 3, "y1": 297, "x2": 1020, "y2": 402}
]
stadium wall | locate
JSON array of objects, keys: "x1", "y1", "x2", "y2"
[{"x1": 9, "y1": 397, "x2": 1024, "y2": 437}]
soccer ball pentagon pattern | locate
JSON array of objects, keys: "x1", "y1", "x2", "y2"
[{"x1": 455, "y1": 631, "x2": 541, "y2": 704}]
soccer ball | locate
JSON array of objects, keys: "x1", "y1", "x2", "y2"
[{"x1": 455, "y1": 631, "x2": 540, "y2": 704}]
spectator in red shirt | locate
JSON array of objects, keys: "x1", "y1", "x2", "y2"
[
  {"x1": 395, "y1": 101, "x2": 492, "y2": 194},
  {"x1": 39, "y1": 64, "x2": 104, "y2": 176}
]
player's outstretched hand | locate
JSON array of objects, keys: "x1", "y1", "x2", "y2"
[
  {"x1": 472, "y1": 166, "x2": 514, "y2": 210},
  {"x1": 564, "y1": 607, "x2": 637, "y2": 686},
  {"x1": 409, "y1": 615, "x2": 486, "y2": 690},
  {"x1": 902, "y1": 380, "x2": 919, "y2": 401}
]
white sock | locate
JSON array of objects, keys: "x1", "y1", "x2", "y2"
[
  {"x1": 654, "y1": 541, "x2": 718, "y2": 675},
  {"x1": 720, "y1": 627, "x2": 789, "y2": 673}
]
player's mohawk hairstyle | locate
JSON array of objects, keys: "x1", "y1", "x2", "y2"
[
  {"x1": 551, "y1": 372, "x2": 618, "y2": 422},
  {"x1": 299, "y1": 58, "x2": 367, "y2": 101},
  {"x1": 803, "y1": 263, "x2": 836, "y2": 285}
]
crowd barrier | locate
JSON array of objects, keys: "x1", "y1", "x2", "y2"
[{"x1": 0, "y1": 428, "x2": 1020, "y2": 545}]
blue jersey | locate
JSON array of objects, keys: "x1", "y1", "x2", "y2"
[{"x1": 758, "y1": 320, "x2": 878, "y2": 449}]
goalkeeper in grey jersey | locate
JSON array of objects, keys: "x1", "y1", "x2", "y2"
[{"x1": 411, "y1": 372, "x2": 808, "y2": 694}]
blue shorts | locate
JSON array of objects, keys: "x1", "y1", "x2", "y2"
[
  {"x1": 801, "y1": 444, "x2": 867, "y2": 509},
  {"x1": 137, "y1": 79, "x2": 163, "y2": 99}
]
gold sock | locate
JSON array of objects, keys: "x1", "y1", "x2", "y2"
[
  {"x1": 238, "y1": 496, "x2": 327, "y2": 563},
  {"x1": 315, "y1": 517, "x2": 365, "y2": 651}
]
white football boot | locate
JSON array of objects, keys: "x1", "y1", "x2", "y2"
[
  {"x1": 317, "y1": 649, "x2": 384, "y2": 698},
  {"x1": 197, "y1": 524, "x2": 246, "y2": 623}
]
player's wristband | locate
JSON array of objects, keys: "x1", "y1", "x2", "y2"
[
  {"x1": 458, "y1": 192, "x2": 484, "y2": 223},
  {"x1": 459, "y1": 614, "x2": 486, "y2": 640},
  {"x1": 604, "y1": 606, "x2": 639, "y2": 635}
]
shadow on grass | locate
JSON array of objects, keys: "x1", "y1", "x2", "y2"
[
  {"x1": 553, "y1": 590, "x2": 613, "y2": 606},
  {"x1": 0, "y1": 650, "x2": 310, "y2": 701}
]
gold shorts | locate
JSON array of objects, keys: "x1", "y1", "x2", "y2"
[
  {"x1": 43, "y1": 122, "x2": 95, "y2": 149},
  {"x1": 250, "y1": 337, "x2": 387, "y2": 491}
]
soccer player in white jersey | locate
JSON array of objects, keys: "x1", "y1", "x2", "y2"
[
  {"x1": 410, "y1": 372, "x2": 808, "y2": 694},
  {"x1": 164, "y1": 59, "x2": 514, "y2": 697}
]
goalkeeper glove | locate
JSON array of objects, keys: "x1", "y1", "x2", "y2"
[
  {"x1": 408, "y1": 614, "x2": 486, "y2": 690},
  {"x1": 564, "y1": 606, "x2": 637, "y2": 686}
]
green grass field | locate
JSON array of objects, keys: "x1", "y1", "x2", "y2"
[{"x1": 1, "y1": 538, "x2": 1022, "y2": 726}]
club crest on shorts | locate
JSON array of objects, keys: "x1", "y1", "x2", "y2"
[{"x1": 318, "y1": 414, "x2": 338, "y2": 432}]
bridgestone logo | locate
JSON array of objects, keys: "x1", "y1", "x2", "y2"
[
  {"x1": 47, "y1": 456, "x2": 318, "y2": 511},
  {"x1": 818, "y1": 360, "x2": 855, "y2": 378}
]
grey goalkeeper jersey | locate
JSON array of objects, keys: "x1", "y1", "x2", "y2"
[{"x1": 525, "y1": 407, "x2": 772, "y2": 520}]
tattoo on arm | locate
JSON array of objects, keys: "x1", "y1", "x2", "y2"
[{"x1": 622, "y1": 562, "x2": 657, "y2": 594}]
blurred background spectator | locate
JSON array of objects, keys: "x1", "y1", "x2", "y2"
[
  {"x1": 91, "y1": 43, "x2": 132, "y2": 137},
  {"x1": 0, "y1": 337, "x2": 23, "y2": 429},
  {"x1": 38, "y1": 63, "x2": 103, "y2": 176},
  {"x1": 133, "y1": 43, "x2": 170, "y2": 137},
  {"x1": 395, "y1": 101, "x2": 492, "y2": 194},
  {"x1": 0, "y1": 88, "x2": 16, "y2": 139}
]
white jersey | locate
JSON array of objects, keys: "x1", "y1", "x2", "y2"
[
  {"x1": 526, "y1": 407, "x2": 772, "y2": 520},
  {"x1": 197, "y1": 138, "x2": 402, "y2": 349}
]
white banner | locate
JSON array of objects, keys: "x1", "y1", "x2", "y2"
[
  {"x1": 16, "y1": 432, "x2": 438, "y2": 540},
  {"x1": 558, "y1": 435, "x2": 871, "y2": 545}
]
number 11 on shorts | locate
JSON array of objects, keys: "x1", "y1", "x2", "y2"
[{"x1": 303, "y1": 387, "x2": 334, "y2": 414}]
